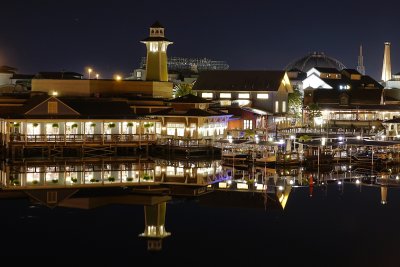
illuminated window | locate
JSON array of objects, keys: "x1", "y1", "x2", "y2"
[
  {"x1": 150, "y1": 42, "x2": 158, "y2": 52},
  {"x1": 136, "y1": 71, "x2": 142, "y2": 78},
  {"x1": 244, "y1": 120, "x2": 252, "y2": 129},
  {"x1": 238, "y1": 93, "x2": 250, "y2": 99},
  {"x1": 220, "y1": 100, "x2": 231, "y2": 106},
  {"x1": 275, "y1": 101, "x2": 279, "y2": 113},
  {"x1": 282, "y1": 101, "x2": 286, "y2": 112},
  {"x1": 48, "y1": 101, "x2": 58, "y2": 114},
  {"x1": 257, "y1": 93, "x2": 268, "y2": 99},
  {"x1": 161, "y1": 43, "x2": 166, "y2": 52},
  {"x1": 220, "y1": 93, "x2": 231, "y2": 98},
  {"x1": 202, "y1": 93, "x2": 213, "y2": 98}
]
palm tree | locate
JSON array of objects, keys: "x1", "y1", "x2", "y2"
[{"x1": 174, "y1": 83, "x2": 192, "y2": 97}]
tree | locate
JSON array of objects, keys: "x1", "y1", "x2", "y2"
[
  {"x1": 307, "y1": 103, "x2": 322, "y2": 126},
  {"x1": 288, "y1": 86, "x2": 303, "y2": 118},
  {"x1": 174, "y1": 83, "x2": 192, "y2": 97}
]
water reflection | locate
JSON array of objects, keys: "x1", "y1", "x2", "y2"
[{"x1": 2, "y1": 157, "x2": 400, "y2": 253}]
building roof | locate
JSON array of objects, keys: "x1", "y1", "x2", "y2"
[
  {"x1": 311, "y1": 88, "x2": 383, "y2": 106},
  {"x1": 141, "y1": 36, "x2": 172, "y2": 42},
  {"x1": 0, "y1": 65, "x2": 17, "y2": 74},
  {"x1": 384, "y1": 89, "x2": 400, "y2": 102},
  {"x1": 192, "y1": 70, "x2": 286, "y2": 91},
  {"x1": 342, "y1": 68, "x2": 360, "y2": 75},
  {"x1": 314, "y1": 67, "x2": 341, "y2": 74},
  {"x1": 285, "y1": 51, "x2": 346, "y2": 73},
  {"x1": 0, "y1": 95, "x2": 139, "y2": 119},
  {"x1": 151, "y1": 21, "x2": 164, "y2": 28},
  {"x1": 34, "y1": 72, "x2": 83, "y2": 79},
  {"x1": 12, "y1": 74, "x2": 35, "y2": 79},
  {"x1": 149, "y1": 107, "x2": 229, "y2": 117},
  {"x1": 166, "y1": 94, "x2": 211, "y2": 103}
]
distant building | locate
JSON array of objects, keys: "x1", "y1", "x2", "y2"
[
  {"x1": 129, "y1": 57, "x2": 229, "y2": 82},
  {"x1": 285, "y1": 51, "x2": 346, "y2": 73},
  {"x1": 0, "y1": 66, "x2": 34, "y2": 92}
]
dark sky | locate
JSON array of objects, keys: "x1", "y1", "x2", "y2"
[{"x1": 0, "y1": 0, "x2": 399, "y2": 80}]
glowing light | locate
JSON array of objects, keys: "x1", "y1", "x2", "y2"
[
  {"x1": 289, "y1": 180, "x2": 294, "y2": 185},
  {"x1": 278, "y1": 186, "x2": 284, "y2": 191},
  {"x1": 88, "y1": 68, "x2": 92, "y2": 79},
  {"x1": 52, "y1": 91, "x2": 58, "y2": 96},
  {"x1": 115, "y1": 75, "x2": 122, "y2": 81},
  {"x1": 355, "y1": 179, "x2": 360, "y2": 184},
  {"x1": 290, "y1": 135, "x2": 295, "y2": 140},
  {"x1": 338, "y1": 181, "x2": 342, "y2": 185},
  {"x1": 96, "y1": 73, "x2": 99, "y2": 79},
  {"x1": 321, "y1": 137, "x2": 326, "y2": 146},
  {"x1": 356, "y1": 136, "x2": 361, "y2": 140}
]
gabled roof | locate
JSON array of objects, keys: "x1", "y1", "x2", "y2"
[
  {"x1": 0, "y1": 95, "x2": 139, "y2": 119},
  {"x1": 62, "y1": 99, "x2": 137, "y2": 118},
  {"x1": 192, "y1": 70, "x2": 286, "y2": 91},
  {"x1": 166, "y1": 94, "x2": 211, "y2": 103}
]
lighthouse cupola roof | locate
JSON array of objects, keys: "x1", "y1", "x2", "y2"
[{"x1": 141, "y1": 21, "x2": 172, "y2": 43}]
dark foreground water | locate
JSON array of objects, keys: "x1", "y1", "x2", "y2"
[{"x1": 1, "y1": 184, "x2": 399, "y2": 266}]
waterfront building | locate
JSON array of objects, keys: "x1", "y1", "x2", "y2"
[
  {"x1": 0, "y1": 93, "x2": 158, "y2": 158},
  {"x1": 192, "y1": 70, "x2": 293, "y2": 138},
  {"x1": 300, "y1": 67, "x2": 400, "y2": 132}
]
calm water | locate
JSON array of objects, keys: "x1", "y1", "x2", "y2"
[{"x1": 1, "y1": 184, "x2": 399, "y2": 266}]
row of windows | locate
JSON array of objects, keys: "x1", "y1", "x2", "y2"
[{"x1": 201, "y1": 93, "x2": 268, "y2": 99}]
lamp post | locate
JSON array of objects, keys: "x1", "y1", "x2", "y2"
[
  {"x1": 88, "y1": 68, "x2": 92, "y2": 80},
  {"x1": 96, "y1": 73, "x2": 99, "y2": 79}
]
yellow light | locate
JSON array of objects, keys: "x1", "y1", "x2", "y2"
[
  {"x1": 96, "y1": 73, "x2": 99, "y2": 79},
  {"x1": 115, "y1": 75, "x2": 122, "y2": 81},
  {"x1": 52, "y1": 91, "x2": 58, "y2": 96},
  {"x1": 87, "y1": 68, "x2": 93, "y2": 79}
]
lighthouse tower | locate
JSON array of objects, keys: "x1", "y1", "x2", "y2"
[
  {"x1": 139, "y1": 202, "x2": 171, "y2": 251},
  {"x1": 141, "y1": 21, "x2": 173, "y2": 82}
]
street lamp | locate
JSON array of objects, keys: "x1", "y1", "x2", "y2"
[
  {"x1": 88, "y1": 68, "x2": 92, "y2": 79},
  {"x1": 96, "y1": 73, "x2": 99, "y2": 79}
]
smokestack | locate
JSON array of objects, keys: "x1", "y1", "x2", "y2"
[{"x1": 381, "y1": 42, "x2": 392, "y2": 82}]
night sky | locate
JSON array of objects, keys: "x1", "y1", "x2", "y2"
[{"x1": 0, "y1": 0, "x2": 399, "y2": 80}]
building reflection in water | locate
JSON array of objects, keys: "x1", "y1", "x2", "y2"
[
  {"x1": 1, "y1": 158, "x2": 400, "y2": 233},
  {"x1": 22, "y1": 187, "x2": 173, "y2": 251}
]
